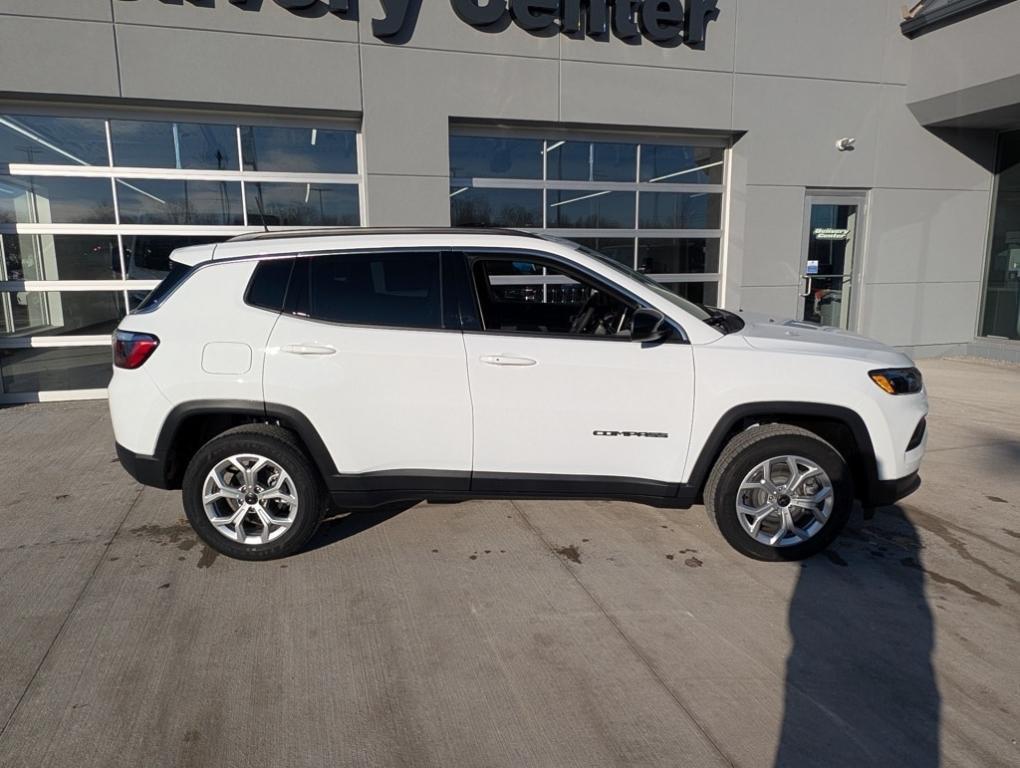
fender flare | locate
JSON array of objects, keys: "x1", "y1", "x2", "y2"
[{"x1": 684, "y1": 401, "x2": 880, "y2": 502}]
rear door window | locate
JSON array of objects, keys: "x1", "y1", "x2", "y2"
[{"x1": 293, "y1": 251, "x2": 442, "y2": 330}]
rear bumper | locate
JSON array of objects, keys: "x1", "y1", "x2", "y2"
[
  {"x1": 115, "y1": 443, "x2": 170, "y2": 489},
  {"x1": 866, "y1": 472, "x2": 921, "y2": 508}
]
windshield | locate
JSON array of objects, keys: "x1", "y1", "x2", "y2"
[{"x1": 558, "y1": 240, "x2": 713, "y2": 322}]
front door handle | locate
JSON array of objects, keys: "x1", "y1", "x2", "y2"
[
  {"x1": 282, "y1": 344, "x2": 336, "y2": 356},
  {"x1": 480, "y1": 354, "x2": 537, "y2": 367}
]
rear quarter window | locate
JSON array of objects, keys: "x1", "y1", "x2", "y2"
[
  {"x1": 134, "y1": 261, "x2": 193, "y2": 312},
  {"x1": 245, "y1": 258, "x2": 295, "y2": 312}
]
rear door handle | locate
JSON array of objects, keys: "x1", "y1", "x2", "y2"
[
  {"x1": 480, "y1": 354, "x2": 537, "y2": 367},
  {"x1": 282, "y1": 344, "x2": 336, "y2": 356}
]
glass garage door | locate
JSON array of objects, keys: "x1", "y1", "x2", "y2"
[
  {"x1": 448, "y1": 129, "x2": 726, "y2": 304},
  {"x1": 0, "y1": 111, "x2": 363, "y2": 403}
]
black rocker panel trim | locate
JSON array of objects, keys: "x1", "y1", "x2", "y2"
[{"x1": 684, "y1": 402, "x2": 882, "y2": 505}]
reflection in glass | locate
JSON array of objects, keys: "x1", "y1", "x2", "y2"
[
  {"x1": 546, "y1": 140, "x2": 636, "y2": 182},
  {"x1": 117, "y1": 179, "x2": 243, "y2": 225},
  {"x1": 0, "y1": 114, "x2": 109, "y2": 167},
  {"x1": 641, "y1": 144, "x2": 724, "y2": 184},
  {"x1": 110, "y1": 119, "x2": 239, "y2": 170},
  {"x1": 241, "y1": 126, "x2": 357, "y2": 174},
  {"x1": 450, "y1": 187, "x2": 542, "y2": 228},
  {"x1": 0, "y1": 176, "x2": 115, "y2": 225},
  {"x1": 0, "y1": 346, "x2": 113, "y2": 392},
  {"x1": 568, "y1": 237, "x2": 635, "y2": 267},
  {"x1": 654, "y1": 280, "x2": 718, "y2": 306},
  {"x1": 981, "y1": 130, "x2": 1020, "y2": 340},
  {"x1": 548, "y1": 190, "x2": 635, "y2": 229},
  {"x1": 639, "y1": 192, "x2": 721, "y2": 229},
  {"x1": 0, "y1": 234, "x2": 121, "y2": 281},
  {"x1": 449, "y1": 136, "x2": 543, "y2": 180},
  {"x1": 638, "y1": 238, "x2": 719, "y2": 274},
  {"x1": 1, "y1": 290, "x2": 126, "y2": 337},
  {"x1": 246, "y1": 182, "x2": 359, "y2": 227},
  {"x1": 121, "y1": 235, "x2": 229, "y2": 281}
]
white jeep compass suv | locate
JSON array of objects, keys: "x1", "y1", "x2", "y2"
[{"x1": 109, "y1": 229, "x2": 927, "y2": 562}]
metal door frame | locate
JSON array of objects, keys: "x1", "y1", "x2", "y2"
[{"x1": 799, "y1": 190, "x2": 869, "y2": 331}]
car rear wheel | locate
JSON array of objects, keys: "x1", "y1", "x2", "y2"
[
  {"x1": 704, "y1": 423, "x2": 853, "y2": 561},
  {"x1": 182, "y1": 426, "x2": 325, "y2": 560}
]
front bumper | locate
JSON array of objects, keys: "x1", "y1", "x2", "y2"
[
  {"x1": 115, "y1": 443, "x2": 171, "y2": 489},
  {"x1": 866, "y1": 471, "x2": 921, "y2": 508}
]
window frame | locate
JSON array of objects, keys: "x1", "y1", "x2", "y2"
[{"x1": 448, "y1": 125, "x2": 727, "y2": 308}]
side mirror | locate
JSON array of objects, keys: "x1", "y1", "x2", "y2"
[{"x1": 630, "y1": 308, "x2": 670, "y2": 343}]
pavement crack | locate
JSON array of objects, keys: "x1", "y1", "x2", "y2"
[
  {"x1": 0, "y1": 484, "x2": 146, "y2": 744},
  {"x1": 509, "y1": 500, "x2": 737, "y2": 768}
]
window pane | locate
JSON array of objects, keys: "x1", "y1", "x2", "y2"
[
  {"x1": 472, "y1": 258, "x2": 632, "y2": 336},
  {"x1": 116, "y1": 179, "x2": 243, "y2": 225},
  {"x1": 110, "y1": 119, "x2": 239, "y2": 170},
  {"x1": 0, "y1": 114, "x2": 108, "y2": 167},
  {"x1": 639, "y1": 192, "x2": 721, "y2": 229},
  {"x1": 449, "y1": 136, "x2": 543, "y2": 180},
  {"x1": 241, "y1": 126, "x2": 357, "y2": 174},
  {"x1": 654, "y1": 280, "x2": 718, "y2": 306},
  {"x1": 0, "y1": 176, "x2": 115, "y2": 225},
  {"x1": 1, "y1": 290, "x2": 126, "y2": 337},
  {"x1": 306, "y1": 251, "x2": 441, "y2": 329},
  {"x1": 548, "y1": 190, "x2": 635, "y2": 229},
  {"x1": 638, "y1": 238, "x2": 720, "y2": 274},
  {"x1": 450, "y1": 187, "x2": 542, "y2": 227},
  {"x1": 546, "y1": 140, "x2": 636, "y2": 182},
  {"x1": 568, "y1": 237, "x2": 635, "y2": 267},
  {"x1": 2, "y1": 234, "x2": 121, "y2": 281},
  {"x1": 121, "y1": 235, "x2": 229, "y2": 281},
  {"x1": 246, "y1": 182, "x2": 359, "y2": 227},
  {"x1": 0, "y1": 346, "x2": 112, "y2": 393},
  {"x1": 246, "y1": 258, "x2": 294, "y2": 312},
  {"x1": 640, "y1": 145, "x2": 724, "y2": 184},
  {"x1": 982, "y1": 129, "x2": 1020, "y2": 340}
]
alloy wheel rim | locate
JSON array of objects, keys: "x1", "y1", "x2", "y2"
[
  {"x1": 202, "y1": 454, "x2": 299, "y2": 546},
  {"x1": 735, "y1": 455, "x2": 834, "y2": 547}
]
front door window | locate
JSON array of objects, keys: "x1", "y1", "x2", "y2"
[{"x1": 800, "y1": 196, "x2": 864, "y2": 329}]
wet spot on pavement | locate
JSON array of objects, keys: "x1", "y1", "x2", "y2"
[
  {"x1": 555, "y1": 545, "x2": 581, "y2": 564},
  {"x1": 196, "y1": 546, "x2": 218, "y2": 569},
  {"x1": 130, "y1": 521, "x2": 198, "y2": 552},
  {"x1": 666, "y1": 554, "x2": 675, "y2": 560},
  {"x1": 158, "y1": 583, "x2": 170, "y2": 590},
  {"x1": 900, "y1": 556, "x2": 1001, "y2": 606},
  {"x1": 986, "y1": 495, "x2": 1008, "y2": 504},
  {"x1": 684, "y1": 556, "x2": 703, "y2": 568}
]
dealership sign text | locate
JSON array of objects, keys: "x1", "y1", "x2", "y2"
[{"x1": 119, "y1": 0, "x2": 718, "y2": 46}]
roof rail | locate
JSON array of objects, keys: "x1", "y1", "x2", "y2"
[{"x1": 228, "y1": 227, "x2": 541, "y2": 243}]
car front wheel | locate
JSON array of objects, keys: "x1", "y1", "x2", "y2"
[{"x1": 704, "y1": 423, "x2": 853, "y2": 561}]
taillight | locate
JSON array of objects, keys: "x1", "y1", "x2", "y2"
[{"x1": 113, "y1": 330, "x2": 159, "y2": 369}]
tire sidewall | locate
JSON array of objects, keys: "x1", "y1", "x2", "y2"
[
  {"x1": 711, "y1": 434, "x2": 853, "y2": 562},
  {"x1": 182, "y1": 432, "x2": 322, "y2": 560}
]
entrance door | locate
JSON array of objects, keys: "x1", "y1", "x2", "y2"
[{"x1": 799, "y1": 193, "x2": 866, "y2": 329}]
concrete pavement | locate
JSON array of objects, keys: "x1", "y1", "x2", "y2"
[{"x1": 0, "y1": 357, "x2": 1018, "y2": 767}]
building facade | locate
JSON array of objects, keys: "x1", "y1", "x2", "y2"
[{"x1": 0, "y1": 0, "x2": 1018, "y2": 403}]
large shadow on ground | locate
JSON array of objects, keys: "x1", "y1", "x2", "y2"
[{"x1": 774, "y1": 505, "x2": 940, "y2": 767}]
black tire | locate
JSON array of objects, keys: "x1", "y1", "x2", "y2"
[
  {"x1": 182, "y1": 425, "x2": 326, "y2": 561},
  {"x1": 704, "y1": 423, "x2": 853, "y2": 562}
]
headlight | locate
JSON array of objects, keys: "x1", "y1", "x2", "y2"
[{"x1": 869, "y1": 367, "x2": 923, "y2": 395}]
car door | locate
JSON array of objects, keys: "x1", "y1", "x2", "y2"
[
  {"x1": 262, "y1": 250, "x2": 472, "y2": 492},
  {"x1": 459, "y1": 251, "x2": 696, "y2": 492}
]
